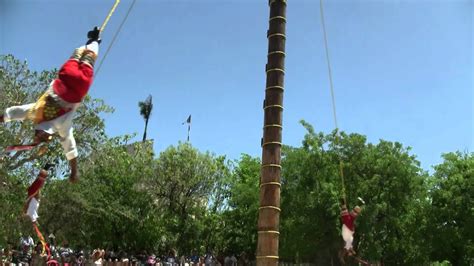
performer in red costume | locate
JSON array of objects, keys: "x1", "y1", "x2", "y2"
[
  {"x1": 24, "y1": 163, "x2": 54, "y2": 222},
  {"x1": 1, "y1": 27, "x2": 102, "y2": 183},
  {"x1": 341, "y1": 201, "x2": 362, "y2": 256}
]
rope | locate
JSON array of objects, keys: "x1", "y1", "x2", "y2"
[
  {"x1": 95, "y1": 0, "x2": 138, "y2": 77},
  {"x1": 319, "y1": 0, "x2": 338, "y2": 130},
  {"x1": 319, "y1": 0, "x2": 346, "y2": 203},
  {"x1": 100, "y1": 0, "x2": 121, "y2": 33}
]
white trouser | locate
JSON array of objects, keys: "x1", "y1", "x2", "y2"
[
  {"x1": 26, "y1": 197, "x2": 40, "y2": 223},
  {"x1": 342, "y1": 224, "x2": 354, "y2": 250}
]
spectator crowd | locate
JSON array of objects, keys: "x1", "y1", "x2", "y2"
[{"x1": 1, "y1": 234, "x2": 247, "y2": 266}]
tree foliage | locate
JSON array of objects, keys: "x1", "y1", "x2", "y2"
[
  {"x1": 219, "y1": 155, "x2": 260, "y2": 257},
  {"x1": 279, "y1": 121, "x2": 430, "y2": 264},
  {"x1": 430, "y1": 152, "x2": 474, "y2": 265},
  {"x1": 1, "y1": 54, "x2": 472, "y2": 265},
  {"x1": 0, "y1": 54, "x2": 112, "y2": 245},
  {"x1": 138, "y1": 95, "x2": 153, "y2": 142},
  {"x1": 143, "y1": 142, "x2": 230, "y2": 254}
]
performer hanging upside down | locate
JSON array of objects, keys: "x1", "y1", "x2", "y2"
[
  {"x1": 0, "y1": 27, "x2": 102, "y2": 182},
  {"x1": 24, "y1": 163, "x2": 54, "y2": 223},
  {"x1": 341, "y1": 200, "x2": 362, "y2": 256}
]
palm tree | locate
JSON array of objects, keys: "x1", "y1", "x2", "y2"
[{"x1": 138, "y1": 95, "x2": 153, "y2": 142}]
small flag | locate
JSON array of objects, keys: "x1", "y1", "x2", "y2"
[
  {"x1": 182, "y1": 115, "x2": 191, "y2": 125},
  {"x1": 182, "y1": 115, "x2": 192, "y2": 142}
]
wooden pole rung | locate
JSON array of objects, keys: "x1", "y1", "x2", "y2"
[
  {"x1": 258, "y1": 230, "x2": 280, "y2": 234},
  {"x1": 256, "y1": 256, "x2": 280, "y2": 259},
  {"x1": 266, "y1": 68, "x2": 285, "y2": 74},
  {"x1": 265, "y1": 85, "x2": 284, "y2": 91},
  {"x1": 263, "y1": 124, "x2": 282, "y2": 129},
  {"x1": 261, "y1": 164, "x2": 282, "y2": 169},
  {"x1": 260, "y1": 182, "x2": 281, "y2": 188},
  {"x1": 262, "y1": 141, "x2": 282, "y2": 147},
  {"x1": 267, "y1": 33, "x2": 286, "y2": 39},
  {"x1": 268, "y1": 51, "x2": 286, "y2": 56},
  {"x1": 269, "y1": 16, "x2": 287, "y2": 22},
  {"x1": 259, "y1": 206, "x2": 281, "y2": 211},
  {"x1": 264, "y1": 104, "x2": 284, "y2": 110}
]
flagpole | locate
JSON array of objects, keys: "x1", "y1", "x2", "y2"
[{"x1": 183, "y1": 115, "x2": 191, "y2": 142}]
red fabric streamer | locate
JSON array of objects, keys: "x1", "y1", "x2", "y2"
[
  {"x1": 32, "y1": 223, "x2": 51, "y2": 260},
  {"x1": 5, "y1": 144, "x2": 38, "y2": 152}
]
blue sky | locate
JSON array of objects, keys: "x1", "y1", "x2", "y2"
[{"x1": 1, "y1": 0, "x2": 472, "y2": 171}]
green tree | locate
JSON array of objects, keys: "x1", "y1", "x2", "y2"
[
  {"x1": 430, "y1": 152, "x2": 474, "y2": 265},
  {"x1": 219, "y1": 154, "x2": 260, "y2": 258},
  {"x1": 144, "y1": 142, "x2": 231, "y2": 254},
  {"x1": 279, "y1": 123, "x2": 342, "y2": 264},
  {"x1": 40, "y1": 136, "x2": 159, "y2": 252},
  {"x1": 0, "y1": 54, "x2": 112, "y2": 247},
  {"x1": 279, "y1": 121, "x2": 430, "y2": 265}
]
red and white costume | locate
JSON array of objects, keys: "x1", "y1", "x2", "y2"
[
  {"x1": 3, "y1": 42, "x2": 99, "y2": 160},
  {"x1": 24, "y1": 170, "x2": 48, "y2": 222},
  {"x1": 341, "y1": 207, "x2": 358, "y2": 251}
]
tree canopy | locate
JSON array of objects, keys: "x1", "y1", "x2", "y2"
[{"x1": 1, "y1": 54, "x2": 472, "y2": 265}]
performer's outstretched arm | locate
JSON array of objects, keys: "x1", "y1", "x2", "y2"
[{"x1": 1, "y1": 104, "x2": 36, "y2": 123}]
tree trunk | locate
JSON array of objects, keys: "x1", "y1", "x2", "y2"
[
  {"x1": 256, "y1": 1, "x2": 287, "y2": 265},
  {"x1": 143, "y1": 118, "x2": 149, "y2": 142}
]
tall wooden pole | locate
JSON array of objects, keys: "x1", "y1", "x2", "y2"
[{"x1": 257, "y1": 0, "x2": 286, "y2": 265}]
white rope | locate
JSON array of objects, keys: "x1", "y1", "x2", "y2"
[
  {"x1": 319, "y1": 0, "x2": 339, "y2": 130},
  {"x1": 95, "y1": 0, "x2": 138, "y2": 77},
  {"x1": 319, "y1": 0, "x2": 347, "y2": 201}
]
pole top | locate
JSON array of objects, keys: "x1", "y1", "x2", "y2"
[{"x1": 269, "y1": 0, "x2": 287, "y2": 6}]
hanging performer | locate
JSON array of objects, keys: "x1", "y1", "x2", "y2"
[
  {"x1": 340, "y1": 199, "x2": 362, "y2": 256},
  {"x1": 23, "y1": 164, "x2": 56, "y2": 260},
  {"x1": 0, "y1": 27, "x2": 102, "y2": 183},
  {"x1": 23, "y1": 163, "x2": 55, "y2": 223}
]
